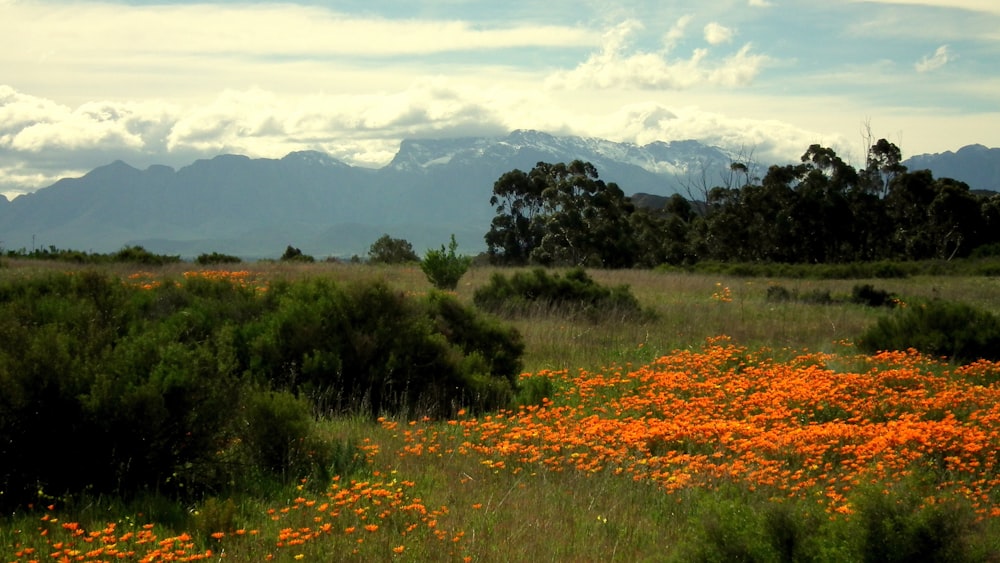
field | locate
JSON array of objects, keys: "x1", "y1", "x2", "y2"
[{"x1": 4, "y1": 261, "x2": 1000, "y2": 561}]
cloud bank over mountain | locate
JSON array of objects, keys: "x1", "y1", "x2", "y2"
[{"x1": 2, "y1": 0, "x2": 998, "y2": 199}]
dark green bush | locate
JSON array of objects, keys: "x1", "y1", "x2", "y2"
[
  {"x1": 765, "y1": 284, "x2": 793, "y2": 302},
  {"x1": 195, "y1": 251, "x2": 242, "y2": 265},
  {"x1": 858, "y1": 300, "x2": 1000, "y2": 363},
  {"x1": 846, "y1": 477, "x2": 983, "y2": 563},
  {"x1": 240, "y1": 389, "x2": 313, "y2": 476},
  {"x1": 851, "y1": 283, "x2": 896, "y2": 308},
  {"x1": 473, "y1": 267, "x2": 647, "y2": 321},
  {"x1": 280, "y1": 245, "x2": 315, "y2": 262},
  {"x1": 113, "y1": 245, "x2": 182, "y2": 265},
  {"x1": 368, "y1": 234, "x2": 419, "y2": 264},
  {"x1": 0, "y1": 271, "x2": 522, "y2": 510},
  {"x1": 241, "y1": 279, "x2": 522, "y2": 418}
]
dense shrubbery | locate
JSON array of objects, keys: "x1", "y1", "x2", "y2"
[
  {"x1": 765, "y1": 283, "x2": 898, "y2": 308},
  {"x1": 2, "y1": 244, "x2": 181, "y2": 265},
  {"x1": 473, "y1": 267, "x2": 647, "y2": 321},
  {"x1": 0, "y1": 271, "x2": 522, "y2": 509},
  {"x1": 858, "y1": 299, "x2": 1000, "y2": 363}
]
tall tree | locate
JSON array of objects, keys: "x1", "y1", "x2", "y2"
[{"x1": 485, "y1": 161, "x2": 639, "y2": 268}]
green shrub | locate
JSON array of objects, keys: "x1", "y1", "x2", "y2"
[
  {"x1": 368, "y1": 234, "x2": 419, "y2": 264},
  {"x1": 851, "y1": 283, "x2": 896, "y2": 308},
  {"x1": 113, "y1": 245, "x2": 181, "y2": 265},
  {"x1": 421, "y1": 234, "x2": 471, "y2": 290},
  {"x1": 241, "y1": 278, "x2": 522, "y2": 418},
  {"x1": 473, "y1": 267, "x2": 647, "y2": 321},
  {"x1": 240, "y1": 390, "x2": 313, "y2": 477},
  {"x1": 0, "y1": 271, "x2": 523, "y2": 510},
  {"x1": 280, "y1": 245, "x2": 315, "y2": 262},
  {"x1": 846, "y1": 477, "x2": 982, "y2": 563},
  {"x1": 195, "y1": 252, "x2": 242, "y2": 265},
  {"x1": 765, "y1": 284, "x2": 793, "y2": 302},
  {"x1": 858, "y1": 300, "x2": 1000, "y2": 363}
]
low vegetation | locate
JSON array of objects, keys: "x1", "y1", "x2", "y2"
[
  {"x1": 4, "y1": 260, "x2": 1000, "y2": 561},
  {"x1": 473, "y1": 267, "x2": 647, "y2": 321}
]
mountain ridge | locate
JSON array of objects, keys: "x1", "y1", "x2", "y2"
[{"x1": 1, "y1": 130, "x2": 997, "y2": 259}]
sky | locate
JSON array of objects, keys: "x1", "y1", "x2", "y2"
[{"x1": 1, "y1": 0, "x2": 999, "y2": 200}]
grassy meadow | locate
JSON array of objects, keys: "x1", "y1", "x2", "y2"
[{"x1": 4, "y1": 260, "x2": 1000, "y2": 561}]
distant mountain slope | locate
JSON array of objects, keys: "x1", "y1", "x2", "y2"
[
  {"x1": 0, "y1": 131, "x2": 734, "y2": 258},
  {"x1": 903, "y1": 144, "x2": 1000, "y2": 192}
]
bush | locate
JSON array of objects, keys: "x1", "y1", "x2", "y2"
[
  {"x1": 473, "y1": 267, "x2": 647, "y2": 321},
  {"x1": 368, "y1": 234, "x2": 419, "y2": 264},
  {"x1": 280, "y1": 245, "x2": 315, "y2": 262},
  {"x1": 242, "y1": 279, "x2": 522, "y2": 418},
  {"x1": 113, "y1": 245, "x2": 181, "y2": 265},
  {"x1": 0, "y1": 271, "x2": 523, "y2": 509},
  {"x1": 421, "y1": 234, "x2": 471, "y2": 290},
  {"x1": 240, "y1": 389, "x2": 313, "y2": 477},
  {"x1": 857, "y1": 299, "x2": 1000, "y2": 363},
  {"x1": 195, "y1": 251, "x2": 242, "y2": 265},
  {"x1": 846, "y1": 477, "x2": 983, "y2": 563},
  {"x1": 851, "y1": 283, "x2": 896, "y2": 308}
]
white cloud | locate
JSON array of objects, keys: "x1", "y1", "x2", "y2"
[
  {"x1": 664, "y1": 14, "x2": 694, "y2": 50},
  {"x1": 915, "y1": 45, "x2": 953, "y2": 72},
  {"x1": 847, "y1": 0, "x2": 1000, "y2": 15},
  {"x1": 546, "y1": 21, "x2": 768, "y2": 90},
  {"x1": 704, "y1": 22, "x2": 735, "y2": 45},
  {"x1": 0, "y1": 2, "x2": 595, "y2": 59},
  {"x1": 748, "y1": 0, "x2": 774, "y2": 6}
]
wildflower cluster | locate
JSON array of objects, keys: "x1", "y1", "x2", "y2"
[
  {"x1": 182, "y1": 270, "x2": 268, "y2": 292},
  {"x1": 10, "y1": 509, "x2": 217, "y2": 562},
  {"x1": 7, "y1": 474, "x2": 473, "y2": 562},
  {"x1": 391, "y1": 337, "x2": 1000, "y2": 517},
  {"x1": 125, "y1": 271, "x2": 164, "y2": 290},
  {"x1": 710, "y1": 282, "x2": 733, "y2": 303}
]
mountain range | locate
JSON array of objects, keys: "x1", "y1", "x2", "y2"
[{"x1": 0, "y1": 130, "x2": 997, "y2": 259}]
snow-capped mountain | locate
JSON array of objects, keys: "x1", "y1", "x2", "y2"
[{"x1": 2, "y1": 130, "x2": 992, "y2": 259}]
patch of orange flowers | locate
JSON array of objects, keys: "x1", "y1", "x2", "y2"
[
  {"x1": 124, "y1": 270, "x2": 268, "y2": 292},
  {"x1": 393, "y1": 336, "x2": 1000, "y2": 517}
]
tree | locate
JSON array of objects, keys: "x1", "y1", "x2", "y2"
[
  {"x1": 421, "y1": 235, "x2": 472, "y2": 290},
  {"x1": 485, "y1": 161, "x2": 640, "y2": 268},
  {"x1": 368, "y1": 234, "x2": 419, "y2": 264},
  {"x1": 280, "y1": 245, "x2": 314, "y2": 262},
  {"x1": 485, "y1": 167, "x2": 548, "y2": 265}
]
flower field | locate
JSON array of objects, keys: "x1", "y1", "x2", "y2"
[{"x1": 8, "y1": 333, "x2": 1000, "y2": 560}]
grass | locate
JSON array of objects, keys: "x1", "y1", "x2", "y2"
[{"x1": 5, "y1": 261, "x2": 1000, "y2": 561}]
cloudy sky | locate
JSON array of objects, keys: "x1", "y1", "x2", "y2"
[{"x1": 2, "y1": 0, "x2": 998, "y2": 200}]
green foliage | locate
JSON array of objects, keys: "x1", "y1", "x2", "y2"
[
  {"x1": 420, "y1": 234, "x2": 471, "y2": 290},
  {"x1": 280, "y1": 245, "x2": 315, "y2": 262},
  {"x1": 240, "y1": 390, "x2": 313, "y2": 477},
  {"x1": 671, "y1": 479, "x2": 987, "y2": 563},
  {"x1": 3, "y1": 244, "x2": 181, "y2": 264},
  {"x1": 847, "y1": 477, "x2": 983, "y2": 563},
  {"x1": 473, "y1": 268, "x2": 647, "y2": 321},
  {"x1": 0, "y1": 271, "x2": 523, "y2": 510},
  {"x1": 191, "y1": 497, "x2": 239, "y2": 538},
  {"x1": 850, "y1": 283, "x2": 895, "y2": 307},
  {"x1": 858, "y1": 300, "x2": 1000, "y2": 362},
  {"x1": 113, "y1": 245, "x2": 182, "y2": 265},
  {"x1": 368, "y1": 234, "x2": 419, "y2": 264},
  {"x1": 195, "y1": 251, "x2": 242, "y2": 265},
  {"x1": 485, "y1": 160, "x2": 641, "y2": 267}
]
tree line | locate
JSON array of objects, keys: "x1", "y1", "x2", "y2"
[{"x1": 485, "y1": 140, "x2": 1000, "y2": 267}]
